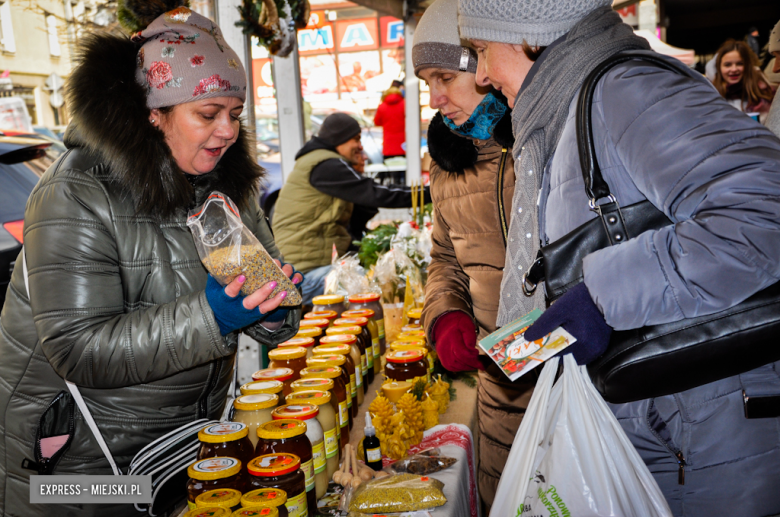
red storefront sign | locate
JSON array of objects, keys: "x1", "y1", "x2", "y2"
[{"x1": 380, "y1": 16, "x2": 404, "y2": 48}]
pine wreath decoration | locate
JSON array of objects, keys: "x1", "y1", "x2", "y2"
[{"x1": 236, "y1": 0, "x2": 310, "y2": 56}]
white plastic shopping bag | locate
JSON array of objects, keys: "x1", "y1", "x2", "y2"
[{"x1": 491, "y1": 355, "x2": 672, "y2": 517}]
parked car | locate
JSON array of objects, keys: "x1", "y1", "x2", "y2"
[{"x1": 0, "y1": 135, "x2": 53, "y2": 309}]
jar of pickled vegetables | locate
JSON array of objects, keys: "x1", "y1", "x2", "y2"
[
  {"x1": 283, "y1": 391, "x2": 338, "y2": 480},
  {"x1": 303, "y1": 310, "x2": 338, "y2": 327},
  {"x1": 347, "y1": 293, "x2": 386, "y2": 354},
  {"x1": 268, "y1": 348, "x2": 307, "y2": 382},
  {"x1": 232, "y1": 394, "x2": 279, "y2": 448},
  {"x1": 385, "y1": 349, "x2": 429, "y2": 384},
  {"x1": 186, "y1": 457, "x2": 244, "y2": 510},
  {"x1": 323, "y1": 329, "x2": 363, "y2": 401},
  {"x1": 277, "y1": 338, "x2": 316, "y2": 359},
  {"x1": 256, "y1": 420, "x2": 314, "y2": 515},
  {"x1": 293, "y1": 327, "x2": 322, "y2": 348},
  {"x1": 240, "y1": 380, "x2": 285, "y2": 398},
  {"x1": 252, "y1": 368, "x2": 295, "y2": 398},
  {"x1": 312, "y1": 294, "x2": 346, "y2": 314},
  {"x1": 240, "y1": 488, "x2": 287, "y2": 515},
  {"x1": 197, "y1": 422, "x2": 255, "y2": 471},
  {"x1": 247, "y1": 454, "x2": 307, "y2": 517}
]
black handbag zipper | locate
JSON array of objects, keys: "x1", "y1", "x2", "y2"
[{"x1": 497, "y1": 148, "x2": 509, "y2": 246}]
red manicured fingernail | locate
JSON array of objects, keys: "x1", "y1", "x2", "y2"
[
  {"x1": 280, "y1": 291, "x2": 288, "y2": 299},
  {"x1": 237, "y1": 275, "x2": 246, "y2": 282}
]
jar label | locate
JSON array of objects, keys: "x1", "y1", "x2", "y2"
[
  {"x1": 377, "y1": 319, "x2": 385, "y2": 340},
  {"x1": 361, "y1": 354, "x2": 367, "y2": 374},
  {"x1": 192, "y1": 457, "x2": 239, "y2": 473},
  {"x1": 350, "y1": 374, "x2": 357, "y2": 399},
  {"x1": 302, "y1": 458, "x2": 315, "y2": 492},
  {"x1": 355, "y1": 364, "x2": 362, "y2": 387},
  {"x1": 338, "y1": 401, "x2": 348, "y2": 428},
  {"x1": 366, "y1": 348, "x2": 374, "y2": 369},
  {"x1": 372, "y1": 339, "x2": 380, "y2": 360},
  {"x1": 324, "y1": 427, "x2": 338, "y2": 458},
  {"x1": 312, "y1": 439, "x2": 326, "y2": 473},
  {"x1": 366, "y1": 447, "x2": 382, "y2": 462},
  {"x1": 286, "y1": 491, "x2": 308, "y2": 517}
]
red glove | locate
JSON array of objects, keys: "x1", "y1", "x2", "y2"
[{"x1": 432, "y1": 311, "x2": 484, "y2": 372}]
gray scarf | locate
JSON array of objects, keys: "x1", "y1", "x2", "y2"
[{"x1": 497, "y1": 7, "x2": 650, "y2": 326}]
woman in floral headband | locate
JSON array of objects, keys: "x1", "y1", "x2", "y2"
[{"x1": 0, "y1": 2, "x2": 302, "y2": 515}]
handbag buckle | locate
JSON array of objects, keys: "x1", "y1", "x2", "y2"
[
  {"x1": 522, "y1": 256, "x2": 545, "y2": 297},
  {"x1": 588, "y1": 194, "x2": 617, "y2": 212}
]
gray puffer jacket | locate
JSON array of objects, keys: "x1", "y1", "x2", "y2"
[
  {"x1": 539, "y1": 54, "x2": 780, "y2": 516},
  {"x1": 0, "y1": 34, "x2": 300, "y2": 517}
]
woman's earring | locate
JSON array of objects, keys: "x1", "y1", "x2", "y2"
[{"x1": 150, "y1": 118, "x2": 156, "y2": 124}]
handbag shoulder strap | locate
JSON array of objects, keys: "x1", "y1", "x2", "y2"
[
  {"x1": 575, "y1": 51, "x2": 688, "y2": 204},
  {"x1": 23, "y1": 246, "x2": 121, "y2": 476}
]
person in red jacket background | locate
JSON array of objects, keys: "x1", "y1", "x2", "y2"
[{"x1": 374, "y1": 84, "x2": 406, "y2": 159}]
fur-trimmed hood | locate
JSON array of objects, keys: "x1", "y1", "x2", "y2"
[
  {"x1": 65, "y1": 33, "x2": 263, "y2": 218},
  {"x1": 427, "y1": 105, "x2": 514, "y2": 174}
]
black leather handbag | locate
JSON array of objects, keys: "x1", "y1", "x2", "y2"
[{"x1": 522, "y1": 51, "x2": 780, "y2": 404}]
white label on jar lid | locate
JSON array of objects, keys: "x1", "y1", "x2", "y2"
[
  {"x1": 238, "y1": 393, "x2": 275, "y2": 404},
  {"x1": 193, "y1": 457, "x2": 239, "y2": 473},
  {"x1": 203, "y1": 422, "x2": 246, "y2": 435}
]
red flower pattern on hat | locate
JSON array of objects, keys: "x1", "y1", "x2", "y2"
[
  {"x1": 190, "y1": 55, "x2": 205, "y2": 67},
  {"x1": 147, "y1": 61, "x2": 173, "y2": 89},
  {"x1": 192, "y1": 74, "x2": 231, "y2": 96}
]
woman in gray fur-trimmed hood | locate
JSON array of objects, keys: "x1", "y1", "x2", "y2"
[
  {"x1": 459, "y1": 0, "x2": 780, "y2": 515},
  {"x1": 0, "y1": 2, "x2": 300, "y2": 515}
]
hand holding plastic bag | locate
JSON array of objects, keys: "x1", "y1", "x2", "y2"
[{"x1": 491, "y1": 355, "x2": 672, "y2": 517}]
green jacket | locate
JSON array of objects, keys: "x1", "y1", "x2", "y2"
[
  {"x1": 0, "y1": 33, "x2": 299, "y2": 516},
  {"x1": 273, "y1": 147, "x2": 354, "y2": 272}
]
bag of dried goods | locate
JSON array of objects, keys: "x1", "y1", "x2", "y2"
[
  {"x1": 187, "y1": 191, "x2": 301, "y2": 306},
  {"x1": 348, "y1": 473, "x2": 446, "y2": 513}
]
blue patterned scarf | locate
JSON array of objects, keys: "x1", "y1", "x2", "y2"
[{"x1": 442, "y1": 92, "x2": 508, "y2": 140}]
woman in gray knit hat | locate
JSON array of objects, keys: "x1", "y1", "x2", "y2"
[
  {"x1": 0, "y1": 2, "x2": 301, "y2": 515},
  {"x1": 458, "y1": 0, "x2": 780, "y2": 515}
]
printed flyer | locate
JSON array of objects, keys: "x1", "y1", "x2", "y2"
[{"x1": 478, "y1": 309, "x2": 576, "y2": 381}]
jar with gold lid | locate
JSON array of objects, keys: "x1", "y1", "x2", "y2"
[
  {"x1": 277, "y1": 338, "x2": 316, "y2": 359},
  {"x1": 252, "y1": 368, "x2": 295, "y2": 397},
  {"x1": 312, "y1": 294, "x2": 346, "y2": 314},
  {"x1": 184, "y1": 507, "x2": 231, "y2": 517},
  {"x1": 298, "y1": 319, "x2": 330, "y2": 334},
  {"x1": 195, "y1": 488, "x2": 243, "y2": 512},
  {"x1": 256, "y1": 420, "x2": 314, "y2": 515},
  {"x1": 397, "y1": 330, "x2": 426, "y2": 342},
  {"x1": 293, "y1": 327, "x2": 322, "y2": 348},
  {"x1": 268, "y1": 348, "x2": 307, "y2": 382},
  {"x1": 197, "y1": 422, "x2": 255, "y2": 471},
  {"x1": 303, "y1": 356, "x2": 353, "y2": 426},
  {"x1": 232, "y1": 394, "x2": 279, "y2": 448},
  {"x1": 347, "y1": 293, "x2": 386, "y2": 354},
  {"x1": 385, "y1": 349, "x2": 429, "y2": 384},
  {"x1": 341, "y1": 309, "x2": 380, "y2": 376},
  {"x1": 272, "y1": 404, "x2": 325, "y2": 500},
  {"x1": 240, "y1": 488, "x2": 287, "y2": 515},
  {"x1": 332, "y1": 317, "x2": 374, "y2": 386},
  {"x1": 303, "y1": 310, "x2": 338, "y2": 327},
  {"x1": 283, "y1": 391, "x2": 338, "y2": 479},
  {"x1": 323, "y1": 329, "x2": 363, "y2": 401},
  {"x1": 232, "y1": 507, "x2": 279, "y2": 517},
  {"x1": 406, "y1": 307, "x2": 423, "y2": 326},
  {"x1": 401, "y1": 324, "x2": 422, "y2": 333},
  {"x1": 289, "y1": 378, "x2": 338, "y2": 431},
  {"x1": 389, "y1": 342, "x2": 434, "y2": 379},
  {"x1": 247, "y1": 454, "x2": 306, "y2": 517},
  {"x1": 240, "y1": 380, "x2": 285, "y2": 397},
  {"x1": 299, "y1": 366, "x2": 349, "y2": 447},
  {"x1": 313, "y1": 339, "x2": 360, "y2": 410},
  {"x1": 186, "y1": 457, "x2": 244, "y2": 510}
]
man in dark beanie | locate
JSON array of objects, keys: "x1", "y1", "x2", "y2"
[{"x1": 273, "y1": 112, "x2": 429, "y2": 304}]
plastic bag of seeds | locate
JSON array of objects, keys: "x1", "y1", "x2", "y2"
[
  {"x1": 347, "y1": 473, "x2": 446, "y2": 513},
  {"x1": 187, "y1": 191, "x2": 301, "y2": 306}
]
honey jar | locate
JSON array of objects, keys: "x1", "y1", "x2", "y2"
[{"x1": 247, "y1": 454, "x2": 307, "y2": 517}]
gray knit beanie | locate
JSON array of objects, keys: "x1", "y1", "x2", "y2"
[
  {"x1": 412, "y1": 0, "x2": 477, "y2": 77},
  {"x1": 133, "y1": 6, "x2": 247, "y2": 109},
  {"x1": 458, "y1": 0, "x2": 613, "y2": 47},
  {"x1": 318, "y1": 113, "x2": 361, "y2": 147},
  {"x1": 770, "y1": 19, "x2": 780, "y2": 54}
]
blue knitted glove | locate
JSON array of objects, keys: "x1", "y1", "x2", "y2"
[
  {"x1": 523, "y1": 283, "x2": 612, "y2": 365},
  {"x1": 205, "y1": 274, "x2": 273, "y2": 336}
]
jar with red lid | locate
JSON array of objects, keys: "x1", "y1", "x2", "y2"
[
  {"x1": 299, "y1": 366, "x2": 349, "y2": 448},
  {"x1": 197, "y1": 422, "x2": 255, "y2": 471},
  {"x1": 389, "y1": 342, "x2": 434, "y2": 379},
  {"x1": 314, "y1": 338, "x2": 359, "y2": 412},
  {"x1": 252, "y1": 368, "x2": 295, "y2": 397},
  {"x1": 332, "y1": 318, "x2": 373, "y2": 388},
  {"x1": 186, "y1": 457, "x2": 245, "y2": 510},
  {"x1": 256, "y1": 420, "x2": 314, "y2": 516},
  {"x1": 304, "y1": 355, "x2": 351, "y2": 425},
  {"x1": 248, "y1": 454, "x2": 307, "y2": 517},
  {"x1": 385, "y1": 349, "x2": 429, "y2": 384},
  {"x1": 268, "y1": 348, "x2": 307, "y2": 382},
  {"x1": 293, "y1": 327, "x2": 322, "y2": 348},
  {"x1": 312, "y1": 294, "x2": 347, "y2": 314},
  {"x1": 342, "y1": 309, "x2": 380, "y2": 376},
  {"x1": 240, "y1": 487, "x2": 288, "y2": 516},
  {"x1": 283, "y1": 391, "x2": 338, "y2": 480},
  {"x1": 348, "y1": 293, "x2": 386, "y2": 354},
  {"x1": 277, "y1": 338, "x2": 316, "y2": 359},
  {"x1": 323, "y1": 329, "x2": 363, "y2": 402},
  {"x1": 303, "y1": 310, "x2": 338, "y2": 327},
  {"x1": 271, "y1": 404, "x2": 326, "y2": 500}
]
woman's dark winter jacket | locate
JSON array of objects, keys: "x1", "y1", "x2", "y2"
[
  {"x1": 0, "y1": 34, "x2": 298, "y2": 516},
  {"x1": 420, "y1": 110, "x2": 534, "y2": 507},
  {"x1": 540, "y1": 54, "x2": 780, "y2": 517}
]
